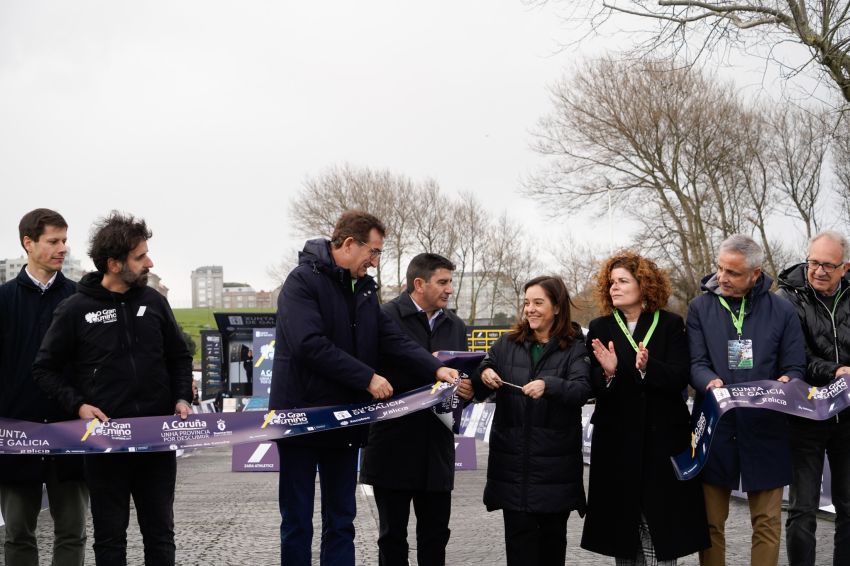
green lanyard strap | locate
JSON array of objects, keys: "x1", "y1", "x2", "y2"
[
  {"x1": 612, "y1": 310, "x2": 660, "y2": 353},
  {"x1": 717, "y1": 296, "x2": 746, "y2": 338}
]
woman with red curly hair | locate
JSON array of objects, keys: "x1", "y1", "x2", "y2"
[{"x1": 580, "y1": 252, "x2": 709, "y2": 565}]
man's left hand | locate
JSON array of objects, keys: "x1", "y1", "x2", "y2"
[
  {"x1": 175, "y1": 400, "x2": 191, "y2": 420},
  {"x1": 456, "y1": 378, "x2": 474, "y2": 401},
  {"x1": 777, "y1": 375, "x2": 791, "y2": 383},
  {"x1": 436, "y1": 367, "x2": 458, "y2": 385}
]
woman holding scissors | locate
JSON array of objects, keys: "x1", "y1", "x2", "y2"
[
  {"x1": 580, "y1": 252, "x2": 708, "y2": 565},
  {"x1": 476, "y1": 275, "x2": 591, "y2": 566}
]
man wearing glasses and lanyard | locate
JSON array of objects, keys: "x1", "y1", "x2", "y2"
[
  {"x1": 777, "y1": 230, "x2": 850, "y2": 566},
  {"x1": 687, "y1": 234, "x2": 806, "y2": 566}
]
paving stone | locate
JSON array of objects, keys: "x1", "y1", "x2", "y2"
[{"x1": 1, "y1": 442, "x2": 835, "y2": 565}]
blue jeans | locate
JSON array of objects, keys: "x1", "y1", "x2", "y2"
[
  {"x1": 277, "y1": 442, "x2": 358, "y2": 566},
  {"x1": 786, "y1": 417, "x2": 850, "y2": 566},
  {"x1": 85, "y1": 451, "x2": 177, "y2": 566}
]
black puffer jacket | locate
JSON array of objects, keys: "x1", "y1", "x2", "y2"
[
  {"x1": 777, "y1": 263, "x2": 850, "y2": 420},
  {"x1": 474, "y1": 329, "x2": 591, "y2": 515}
]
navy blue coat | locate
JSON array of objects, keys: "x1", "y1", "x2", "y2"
[
  {"x1": 360, "y1": 292, "x2": 469, "y2": 492},
  {"x1": 687, "y1": 272, "x2": 806, "y2": 491},
  {"x1": 0, "y1": 268, "x2": 82, "y2": 484},
  {"x1": 270, "y1": 239, "x2": 442, "y2": 447}
]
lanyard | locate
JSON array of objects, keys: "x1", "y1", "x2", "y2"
[
  {"x1": 717, "y1": 296, "x2": 746, "y2": 338},
  {"x1": 612, "y1": 310, "x2": 660, "y2": 352}
]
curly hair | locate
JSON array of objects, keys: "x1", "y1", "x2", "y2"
[
  {"x1": 594, "y1": 251, "x2": 671, "y2": 315},
  {"x1": 508, "y1": 275, "x2": 577, "y2": 349},
  {"x1": 88, "y1": 211, "x2": 152, "y2": 273}
]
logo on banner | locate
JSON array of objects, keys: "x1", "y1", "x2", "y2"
[
  {"x1": 217, "y1": 419, "x2": 227, "y2": 431},
  {"x1": 84, "y1": 309, "x2": 117, "y2": 324},
  {"x1": 81, "y1": 420, "x2": 132, "y2": 441},
  {"x1": 247, "y1": 443, "x2": 273, "y2": 464},
  {"x1": 430, "y1": 381, "x2": 452, "y2": 394},
  {"x1": 255, "y1": 341, "x2": 275, "y2": 367},
  {"x1": 0, "y1": 428, "x2": 50, "y2": 451},
  {"x1": 333, "y1": 410, "x2": 352, "y2": 421},
  {"x1": 807, "y1": 379, "x2": 848, "y2": 401},
  {"x1": 261, "y1": 410, "x2": 308, "y2": 429},
  {"x1": 161, "y1": 419, "x2": 207, "y2": 430}
]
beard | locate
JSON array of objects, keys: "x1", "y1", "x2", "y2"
[{"x1": 120, "y1": 264, "x2": 149, "y2": 288}]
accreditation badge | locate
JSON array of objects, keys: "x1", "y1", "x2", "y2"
[{"x1": 727, "y1": 339, "x2": 754, "y2": 369}]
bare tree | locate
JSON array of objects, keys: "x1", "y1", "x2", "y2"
[
  {"x1": 552, "y1": 235, "x2": 606, "y2": 325},
  {"x1": 289, "y1": 164, "x2": 419, "y2": 292},
  {"x1": 832, "y1": 112, "x2": 850, "y2": 232},
  {"x1": 557, "y1": 1, "x2": 850, "y2": 102},
  {"x1": 480, "y1": 214, "x2": 541, "y2": 321},
  {"x1": 768, "y1": 105, "x2": 831, "y2": 238},
  {"x1": 450, "y1": 192, "x2": 492, "y2": 323},
  {"x1": 266, "y1": 250, "x2": 299, "y2": 286},
  {"x1": 410, "y1": 179, "x2": 461, "y2": 258},
  {"x1": 527, "y1": 57, "x2": 770, "y2": 301}
]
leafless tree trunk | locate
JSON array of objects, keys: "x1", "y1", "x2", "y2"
[
  {"x1": 451, "y1": 192, "x2": 492, "y2": 323},
  {"x1": 768, "y1": 105, "x2": 831, "y2": 238}
]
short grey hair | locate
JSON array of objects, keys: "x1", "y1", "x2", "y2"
[
  {"x1": 809, "y1": 230, "x2": 850, "y2": 262},
  {"x1": 718, "y1": 234, "x2": 763, "y2": 269}
]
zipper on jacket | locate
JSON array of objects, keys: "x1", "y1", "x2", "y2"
[
  {"x1": 120, "y1": 301, "x2": 141, "y2": 415},
  {"x1": 812, "y1": 286, "x2": 848, "y2": 424},
  {"x1": 811, "y1": 287, "x2": 848, "y2": 364},
  {"x1": 520, "y1": 342, "x2": 550, "y2": 510}
]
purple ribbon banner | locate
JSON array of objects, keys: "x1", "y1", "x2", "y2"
[
  {"x1": 0, "y1": 380, "x2": 458, "y2": 455},
  {"x1": 672, "y1": 376, "x2": 850, "y2": 480}
]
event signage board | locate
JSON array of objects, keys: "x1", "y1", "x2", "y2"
[
  {"x1": 251, "y1": 328, "x2": 275, "y2": 395},
  {"x1": 200, "y1": 330, "x2": 224, "y2": 399}
]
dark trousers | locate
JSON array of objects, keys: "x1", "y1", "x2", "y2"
[
  {"x1": 373, "y1": 486, "x2": 451, "y2": 566},
  {"x1": 786, "y1": 418, "x2": 850, "y2": 566},
  {"x1": 85, "y1": 451, "x2": 177, "y2": 566},
  {"x1": 277, "y1": 443, "x2": 358, "y2": 566},
  {"x1": 502, "y1": 509, "x2": 569, "y2": 566},
  {"x1": 0, "y1": 461, "x2": 88, "y2": 566}
]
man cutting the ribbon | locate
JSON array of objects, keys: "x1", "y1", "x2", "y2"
[{"x1": 270, "y1": 210, "x2": 459, "y2": 566}]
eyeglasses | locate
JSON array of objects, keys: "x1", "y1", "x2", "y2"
[
  {"x1": 357, "y1": 240, "x2": 383, "y2": 259},
  {"x1": 806, "y1": 259, "x2": 843, "y2": 274}
]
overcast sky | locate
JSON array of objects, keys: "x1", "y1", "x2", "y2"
[{"x1": 0, "y1": 2, "x2": 826, "y2": 306}]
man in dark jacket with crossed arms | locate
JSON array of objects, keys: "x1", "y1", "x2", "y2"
[
  {"x1": 270, "y1": 211, "x2": 460, "y2": 566},
  {"x1": 361, "y1": 253, "x2": 473, "y2": 566}
]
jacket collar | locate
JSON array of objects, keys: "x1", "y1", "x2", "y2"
[
  {"x1": 700, "y1": 271, "x2": 772, "y2": 299},
  {"x1": 778, "y1": 262, "x2": 850, "y2": 297},
  {"x1": 299, "y1": 238, "x2": 378, "y2": 292},
  {"x1": 15, "y1": 266, "x2": 67, "y2": 293}
]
